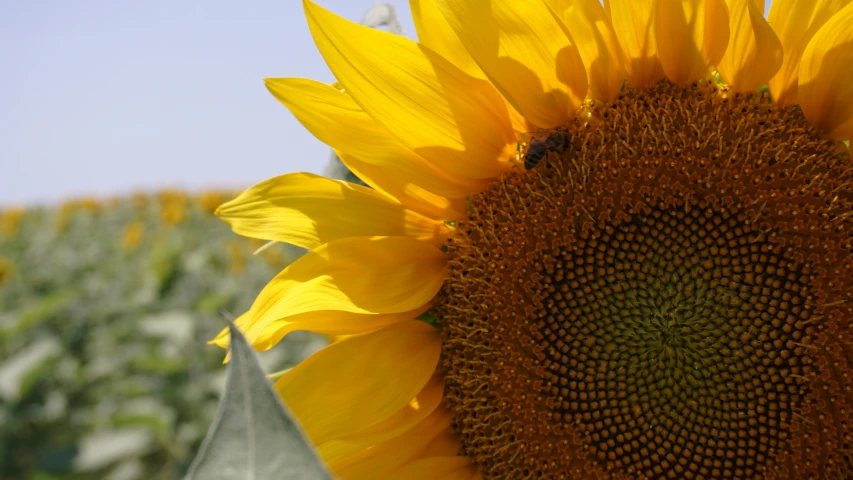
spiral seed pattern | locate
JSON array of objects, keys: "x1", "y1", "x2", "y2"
[{"x1": 436, "y1": 81, "x2": 853, "y2": 479}]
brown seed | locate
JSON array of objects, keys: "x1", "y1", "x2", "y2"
[{"x1": 436, "y1": 81, "x2": 853, "y2": 479}]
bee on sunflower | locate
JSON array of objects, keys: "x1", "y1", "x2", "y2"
[{"x1": 215, "y1": 0, "x2": 853, "y2": 478}]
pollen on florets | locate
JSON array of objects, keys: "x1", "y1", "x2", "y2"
[{"x1": 436, "y1": 80, "x2": 853, "y2": 479}]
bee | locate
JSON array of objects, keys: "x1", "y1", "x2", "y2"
[{"x1": 524, "y1": 131, "x2": 570, "y2": 170}]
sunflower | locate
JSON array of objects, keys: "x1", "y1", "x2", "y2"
[
  {"x1": 158, "y1": 190, "x2": 189, "y2": 226},
  {"x1": 0, "y1": 208, "x2": 24, "y2": 237},
  {"x1": 197, "y1": 191, "x2": 230, "y2": 215},
  {"x1": 122, "y1": 219, "x2": 145, "y2": 251},
  {"x1": 215, "y1": 0, "x2": 853, "y2": 478}
]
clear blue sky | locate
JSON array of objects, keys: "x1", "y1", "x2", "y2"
[
  {"x1": 0, "y1": 1, "x2": 415, "y2": 206},
  {"x1": 0, "y1": 1, "x2": 776, "y2": 207}
]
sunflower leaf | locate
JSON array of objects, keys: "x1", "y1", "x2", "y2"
[{"x1": 185, "y1": 314, "x2": 331, "y2": 480}]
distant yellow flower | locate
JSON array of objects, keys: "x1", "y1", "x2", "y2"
[
  {"x1": 54, "y1": 203, "x2": 75, "y2": 232},
  {"x1": 54, "y1": 198, "x2": 102, "y2": 231},
  {"x1": 158, "y1": 191, "x2": 189, "y2": 226},
  {"x1": 76, "y1": 198, "x2": 101, "y2": 214},
  {"x1": 157, "y1": 190, "x2": 187, "y2": 204},
  {"x1": 160, "y1": 202, "x2": 187, "y2": 225},
  {"x1": 122, "y1": 220, "x2": 145, "y2": 251},
  {"x1": 1, "y1": 208, "x2": 24, "y2": 237},
  {"x1": 131, "y1": 192, "x2": 150, "y2": 211},
  {"x1": 197, "y1": 191, "x2": 229, "y2": 215},
  {"x1": 217, "y1": 0, "x2": 853, "y2": 478}
]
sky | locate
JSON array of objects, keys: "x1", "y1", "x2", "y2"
[
  {"x1": 0, "y1": 1, "x2": 416, "y2": 206},
  {"x1": 0, "y1": 1, "x2": 777, "y2": 207}
]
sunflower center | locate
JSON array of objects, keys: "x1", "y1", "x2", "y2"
[{"x1": 436, "y1": 81, "x2": 853, "y2": 479}]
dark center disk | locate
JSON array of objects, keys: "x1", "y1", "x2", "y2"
[{"x1": 435, "y1": 81, "x2": 853, "y2": 480}]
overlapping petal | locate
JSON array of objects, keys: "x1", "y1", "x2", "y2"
[
  {"x1": 275, "y1": 321, "x2": 441, "y2": 446},
  {"x1": 220, "y1": 236, "x2": 445, "y2": 351},
  {"x1": 717, "y1": 0, "x2": 782, "y2": 91},
  {"x1": 409, "y1": 0, "x2": 482, "y2": 80},
  {"x1": 211, "y1": 306, "x2": 428, "y2": 353},
  {"x1": 304, "y1": 0, "x2": 516, "y2": 180},
  {"x1": 336, "y1": 152, "x2": 466, "y2": 221},
  {"x1": 606, "y1": 0, "x2": 665, "y2": 88},
  {"x1": 215, "y1": 172, "x2": 450, "y2": 250},
  {"x1": 409, "y1": 0, "x2": 533, "y2": 133},
  {"x1": 545, "y1": 0, "x2": 627, "y2": 101},
  {"x1": 388, "y1": 457, "x2": 475, "y2": 480},
  {"x1": 317, "y1": 376, "x2": 444, "y2": 462},
  {"x1": 435, "y1": 0, "x2": 587, "y2": 129},
  {"x1": 327, "y1": 409, "x2": 454, "y2": 479},
  {"x1": 248, "y1": 235, "x2": 444, "y2": 318},
  {"x1": 767, "y1": 0, "x2": 853, "y2": 106},
  {"x1": 655, "y1": 0, "x2": 730, "y2": 85},
  {"x1": 798, "y1": 2, "x2": 853, "y2": 140},
  {"x1": 419, "y1": 429, "x2": 463, "y2": 457},
  {"x1": 265, "y1": 78, "x2": 489, "y2": 200}
]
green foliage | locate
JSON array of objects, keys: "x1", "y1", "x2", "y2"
[
  {"x1": 0, "y1": 194, "x2": 325, "y2": 480},
  {"x1": 186, "y1": 318, "x2": 330, "y2": 480}
]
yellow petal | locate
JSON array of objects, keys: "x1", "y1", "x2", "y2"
[
  {"x1": 606, "y1": 0, "x2": 665, "y2": 88},
  {"x1": 304, "y1": 0, "x2": 515, "y2": 180},
  {"x1": 420, "y1": 429, "x2": 462, "y2": 457},
  {"x1": 767, "y1": 0, "x2": 853, "y2": 106},
  {"x1": 232, "y1": 306, "x2": 431, "y2": 353},
  {"x1": 318, "y1": 376, "x2": 444, "y2": 462},
  {"x1": 409, "y1": 0, "x2": 480, "y2": 78},
  {"x1": 717, "y1": 0, "x2": 782, "y2": 91},
  {"x1": 209, "y1": 310, "x2": 251, "y2": 350},
  {"x1": 335, "y1": 151, "x2": 466, "y2": 221},
  {"x1": 409, "y1": 0, "x2": 533, "y2": 133},
  {"x1": 656, "y1": 0, "x2": 730, "y2": 85},
  {"x1": 276, "y1": 321, "x2": 441, "y2": 445},
  {"x1": 216, "y1": 172, "x2": 450, "y2": 250},
  {"x1": 211, "y1": 284, "x2": 434, "y2": 355},
  {"x1": 238, "y1": 236, "x2": 446, "y2": 344},
  {"x1": 435, "y1": 0, "x2": 587, "y2": 129},
  {"x1": 328, "y1": 409, "x2": 453, "y2": 480},
  {"x1": 545, "y1": 0, "x2": 627, "y2": 101},
  {"x1": 389, "y1": 457, "x2": 474, "y2": 480},
  {"x1": 798, "y1": 2, "x2": 853, "y2": 140},
  {"x1": 265, "y1": 78, "x2": 488, "y2": 200}
]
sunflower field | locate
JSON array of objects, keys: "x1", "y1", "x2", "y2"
[{"x1": 0, "y1": 192, "x2": 326, "y2": 480}]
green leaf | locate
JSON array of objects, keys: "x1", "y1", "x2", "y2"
[
  {"x1": 185, "y1": 315, "x2": 331, "y2": 480},
  {"x1": 416, "y1": 311, "x2": 441, "y2": 328}
]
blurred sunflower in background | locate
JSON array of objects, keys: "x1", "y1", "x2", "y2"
[
  {"x1": 158, "y1": 190, "x2": 190, "y2": 226},
  {"x1": 1, "y1": 208, "x2": 25, "y2": 237},
  {"x1": 122, "y1": 219, "x2": 146, "y2": 251},
  {"x1": 216, "y1": 0, "x2": 853, "y2": 478},
  {"x1": 197, "y1": 191, "x2": 229, "y2": 215}
]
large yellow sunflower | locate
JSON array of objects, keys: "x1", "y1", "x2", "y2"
[{"x1": 214, "y1": 0, "x2": 853, "y2": 478}]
